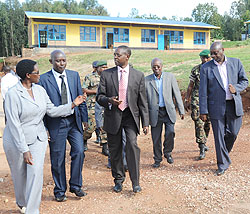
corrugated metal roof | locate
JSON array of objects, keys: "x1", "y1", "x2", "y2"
[{"x1": 25, "y1": 11, "x2": 219, "y2": 29}]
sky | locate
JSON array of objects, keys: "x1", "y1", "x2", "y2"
[{"x1": 98, "y1": 0, "x2": 235, "y2": 19}]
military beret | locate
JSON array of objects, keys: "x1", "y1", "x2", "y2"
[
  {"x1": 96, "y1": 60, "x2": 107, "y2": 67},
  {"x1": 199, "y1": 49, "x2": 210, "y2": 57},
  {"x1": 92, "y1": 61, "x2": 99, "y2": 68}
]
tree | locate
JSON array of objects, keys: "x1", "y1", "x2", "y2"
[
  {"x1": 192, "y1": 3, "x2": 218, "y2": 23},
  {"x1": 192, "y1": 3, "x2": 223, "y2": 39}
]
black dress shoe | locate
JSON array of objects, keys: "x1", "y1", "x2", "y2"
[
  {"x1": 102, "y1": 143, "x2": 109, "y2": 156},
  {"x1": 70, "y1": 188, "x2": 87, "y2": 197},
  {"x1": 133, "y1": 185, "x2": 141, "y2": 193},
  {"x1": 152, "y1": 162, "x2": 160, "y2": 168},
  {"x1": 55, "y1": 195, "x2": 67, "y2": 202},
  {"x1": 113, "y1": 183, "x2": 122, "y2": 193},
  {"x1": 164, "y1": 153, "x2": 174, "y2": 164},
  {"x1": 216, "y1": 169, "x2": 226, "y2": 176}
]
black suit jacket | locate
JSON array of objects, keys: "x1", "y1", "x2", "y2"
[{"x1": 96, "y1": 66, "x2": 149, "y2": 135}]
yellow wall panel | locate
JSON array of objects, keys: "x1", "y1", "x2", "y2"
[{"x1": 66, "y1": 23, "x2": 80, "y2": 46}]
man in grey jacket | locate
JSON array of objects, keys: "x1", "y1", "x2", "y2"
[{"x1": 145, "y1": 58, "x2": 185, "y2": 168}]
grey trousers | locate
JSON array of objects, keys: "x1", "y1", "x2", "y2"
[
  {"x1": 151, "y1": 108, "x2": 175, "y2": 163},
  {"x1": 210, "y1": 100, "x2": 242, "y2": 170},
  {"x1": 4, "y1": 139, "x2": 48, "y2": 214}
]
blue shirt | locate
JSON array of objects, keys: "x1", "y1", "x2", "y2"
[{"x1": 154, "y1": 74, "x2": 165, "y2": 107}]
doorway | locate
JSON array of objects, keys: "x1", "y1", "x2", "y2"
[
  {"x1": 38, "y1": 30, "x2": 48, "y2": 48},
  {"x1": 106, "y1": 33, "x2": 114, "y2": 49}
]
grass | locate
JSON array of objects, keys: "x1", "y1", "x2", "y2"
[
  {"x1": 36, "y1": 43, "x2": 250, "y2": 91},
  {"x1": 222, "y1": 39, "x2": 250, "y2": 48}
]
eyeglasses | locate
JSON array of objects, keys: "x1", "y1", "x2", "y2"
[{"x1": 30, "y1": 71, "x2": 40, "y2": 75}]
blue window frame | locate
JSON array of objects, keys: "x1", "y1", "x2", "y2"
[
  {"x1": 164, "y1": 31, "x2": 183, "y2": 44},
  {"x1": 39, "y1": 24, "x2": 66, "y2": 40},
  {"x1": 141, "y1": 29, "x2": 155, "y2": 43},
  {"x1": 114, "y1": 28, "x2": 129, "y2": 42},
  {"x1": 80, "y1": 26, "x2": 96, "y2": 41},
  {"x1": 194, "y1": 32, "x2": 206, "y2": 45}
]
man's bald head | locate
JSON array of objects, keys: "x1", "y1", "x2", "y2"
[
  {"x1": 210, "y1": 42, "x2": 223, "y2": 51},
  {"x1": 49, "y1": 50, "x2": 67, "y2": 73},
  {"x1": 50, "y1": 50, "x2": 66, "y2": 61},
  {"x1": 210, "y1": 42, "x2": 225, "y2": 64},
  {"x1": 151, "y1": 58, "x2": 163, "y2": 67},
  {"x1": 151, "y1": 58, "x2": 163, "y2": 78}
]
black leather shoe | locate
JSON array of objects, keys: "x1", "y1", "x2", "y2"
[
  {"x1": 55, "y1": 195, "x2": 67, "y2": 202},
  {"x1": 133, "y1": 185, "x2": 142, "y2": 193},
  {"x1": 102, "y1": 143, "x2": 109, "y2": 156},
  {"x1": 164, "y1": 153, "x2": 174, "y2": 164},
  {"x1": 216, "y1": 169, "x2": 226, "y2": 176},
  {"x1": 152, "y1": 162, "x2": 160, "y2": 168},
  {"x1": 70, "y1": 188, "x2": 87, "y2": 197},
  {"x1": 113, "y1": 183, "x2": 122, "y2": 193}
]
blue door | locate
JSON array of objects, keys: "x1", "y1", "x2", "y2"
[{"x1": 158, "y1": 34, "x2": 164, "y2": 50}]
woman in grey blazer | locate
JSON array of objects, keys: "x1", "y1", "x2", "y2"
[{"x1": 3, "y1": 59, "x2": 85, "y2": 214}]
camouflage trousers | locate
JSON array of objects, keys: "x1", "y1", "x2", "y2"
[
  {"x1": 83, "y1": 105, "x2": 107, "y2": 142},
  {"x1": 191, "y1": 105, "x2": 211, "y2": 145}
]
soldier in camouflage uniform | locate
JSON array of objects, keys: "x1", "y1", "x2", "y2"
[
  {"x1": 82, "y1": 61, "x2": 109, "y2": 155},
  {"x1": 94, "y1": 61, "x2": 109, "y2": 156},
  {"x1": 184, "y1": 50, "x2": 211, "y2": 160}
]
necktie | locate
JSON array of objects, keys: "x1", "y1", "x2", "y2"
[
  {"x1": 119, "y1": 70, "x2": 127, "y2": 111},
  {"x1": 59, "y1": 75, "x2": 68, "y2": 104}
]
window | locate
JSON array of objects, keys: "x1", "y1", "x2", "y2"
[
  {"x1": 113, "y1": 28, "x2": 129, "y2": 42},
  {"x1": 141, "y1": 29, "x2": 155, "y2": 43},
  {"x1": 39, "y1": 24, "x2": 66, "y2": 41},
  {"x1": 194, "y1": 32, "x2": 206, "y2": 45},
  {"x1": 80, "y1": 26, "x2": 96, "y2": 41},
  {"x1": 164, "y1": 31, "x2": 183, "y2": 44}
]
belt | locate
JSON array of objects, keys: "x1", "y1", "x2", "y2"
[
  {"x1": 159, "y1": 107, "x2": 165, "y2": 110},
  {"x1": 226, "y1": 99, "x2": 234, "y2": 102}
]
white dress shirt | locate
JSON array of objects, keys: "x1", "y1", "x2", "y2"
[
  {"x1": 1, "y1": 72, "x2": 19, "y2": 100},
  {"x1": 52, "y1": 69, "x2": 74, "y2": 113},
  {"x1": 214, "y1": 57, "x2": 233, "y2": 100}
]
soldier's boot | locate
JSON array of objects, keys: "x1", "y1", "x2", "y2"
[
  {"x1": 84, "y1": 140, "x2": 88, "y2": 151},
  {"x1": 94, "y1": 129, "x2": 101, "y2": 144},
  {"x1": 199, "y1": 143, "x2": 206, "y2": 160},
  {"x1": 102, "y1": 142, "x2": 109, "y2": 156}
]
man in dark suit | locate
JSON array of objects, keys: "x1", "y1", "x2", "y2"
[
  {"x1": 39, "y1": 50, "x2": 88, "y2": 201},
  {"x1": 96, "y1": 45, "x2": 149, "y2": 193},
  {"x1": 199, "y1": 42, "x2": 248, "y2": 176}
]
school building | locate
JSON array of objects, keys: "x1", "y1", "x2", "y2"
[{"x1": 24, "y1": 11, "x2": 219, "y2": 50}]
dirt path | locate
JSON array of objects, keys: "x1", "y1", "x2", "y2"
[{"x1": 0, "y1": 96, "x2": 250, "y2": 213}]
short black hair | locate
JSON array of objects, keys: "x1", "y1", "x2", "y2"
[
  {"x1": 117, "y1": 45, "x2": 131, "y2": 57},
  {"x1": 16, "y1": 59, "x2": 37, "y2": 80}
]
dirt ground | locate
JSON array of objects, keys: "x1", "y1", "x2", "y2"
[{"x1": 0, "y1": 90, "x2": 250, "y2": 214}]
